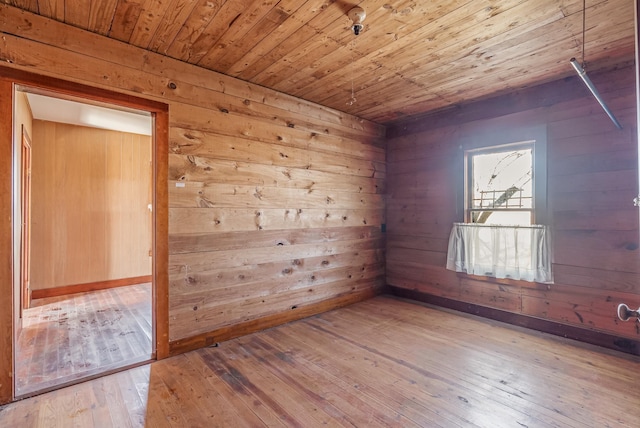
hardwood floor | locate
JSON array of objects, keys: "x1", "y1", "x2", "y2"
[
  {"x1": 2, "y1": 295, "x2": 639, "y2": 427},
  {"x1": 15, "y1": 283, "x2": 153, "y2": 397}
]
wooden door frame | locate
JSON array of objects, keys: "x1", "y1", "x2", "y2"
[
  {"x1": 20, "y1": 125, "x2": 32, "y2": 313},
  {"x1": 0, "y1": 66, "x2": 169, "y2": 404}
]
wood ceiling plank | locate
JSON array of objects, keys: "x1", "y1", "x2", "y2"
[
  {"x1": 382, "y1": 0, "x2": 620, "y2": 81},
  {"x1": 147, "y1": 0, "x2": 200, "y2": 54},
  {"x1": 37, "y1": 0, "x2": 65, "y2": 20},
  {"x1": 359, "y1": 54, "x2": 635, "y2": 123},
  {"x1": 108, "y1": 0, "x2": 147, "y2": 42},
  {"x1": 257, "y1": 27, "x2": 372, "y2": 91},
  {"x1": 88, "y1": 0, "x2": 120, "y2": 35},
  {"x1": 65, "y1": 0, "x2": 91, "y2": 29},
  {"x1": 237, "y1": 22, "x2": 318, "y2": 81},
  {"x1": 214, "y1": 0, "x2": 301, "y2": 74},
  {"x1": 318, "y1": 0, "x2": 633, "y2": 120},
  {"x1": 226, "y1": 0, "x2": 324, "y2": 78},
  {"x1": 326, "y1": 35, "x2": 574, "y2": 114},
  {"x1": 127, "y1": 0, "x2": 173, "y2": 47},
  {"x1": 293, "y1": 0, "x2": 563, "y2": 102},
  {"x1": 246, "y1": 0, "x2": 365, "y2": 85},
  {"x1": 375, "y1": 0, "x2": 550, "y2": 68},
  {"x1": 420, "y1": 19, "x2": 629, "y2": 89},
  {"x1": 260, "y1": 30, "x2": 346, "y2": 90},
  {"x1": 299, "y1": 0, "x2": 585, "y2": 116},
  {"x1": 8, "y1": 0, "x2": 38, "y2": 13},
  {"x1": 349, "y1": 0, "x2": 479, "y2": 66},
  {"x1": 371, "y1": 0, "x2": 567, "y2": 78},
  {"x1": 2, "y1": 0, "x2": 634, "y2": 123},
  {"x1": 267, "y1": 0, "x2": 426, "y2": 94},
  {"x1": 352, "y1": 16, "x2": 634, "y2": 121},
  {"x1": 196, "y1": 0, "x2": 281, "y2": 69},
  {"x1": 172, "y1": 0, "x2": 254, "y2": 64},
  {"x1": 255, "y1": 0, "x2": 480, "y2": 93},
  {"x1": 164, "y1": 0, "x2": 225, "y2": 61}
]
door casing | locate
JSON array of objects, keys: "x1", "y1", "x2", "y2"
[{"x1": 0, "y1": 66, "x2": 169, "y2": 404}]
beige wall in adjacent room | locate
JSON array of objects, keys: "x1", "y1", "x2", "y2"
[{"x1": 30, "y1": 120, "x2": 152, "y2": 290}]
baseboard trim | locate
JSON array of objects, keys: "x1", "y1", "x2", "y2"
[
  {"x1": 389, "y1": 286, "x2": 640, "y2": 357},
  {"x1": 169, "y1": 287, "x2": 382, "y2": 356},
  {"x1": 31, "y1": 275, "x2": 152, "y2": 300}
]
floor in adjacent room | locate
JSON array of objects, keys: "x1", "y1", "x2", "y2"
[
  {"x1": 14, "y1": 283, "x2": 153, "y2": 397},
  {"x1": 1, "y1": 295, "x2": 639, "y2": 427}
]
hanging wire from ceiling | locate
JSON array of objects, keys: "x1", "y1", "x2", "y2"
[
  {"x1": 346, "y1": 7, "x2": 366, "y2": 106},
  {"x1": 346, "y1": 38, "x2": 357, "y2": 106},
  {"x1": 581, "y1": 0, "x2": 586, "y2": 67}
]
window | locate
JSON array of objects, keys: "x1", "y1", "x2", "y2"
[
  {"x1": 446, "y1": 135, "x2": 552, "y2": 283},
  {"x1": 465, "y1": 142, "x2": 534, "y2": 226}
]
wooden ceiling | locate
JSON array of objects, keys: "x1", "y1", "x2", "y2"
[{"x1": 5, "y1": 0, "x2": 635, "y2": 124}]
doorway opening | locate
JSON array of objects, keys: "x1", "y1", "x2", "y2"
[{"x1": 9, "y1": 79, "x2": 167, "y2": 399}]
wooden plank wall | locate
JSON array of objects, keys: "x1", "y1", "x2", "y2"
[
  {"x1": 0, "y1": 5, "x2": 386, "y2": 350},
  {"x1": 29, "y1": 120, "x2": 152, "y2": 290},
  {"x1": 386, "y1": 64, "x2": 640, "y2": 342}
]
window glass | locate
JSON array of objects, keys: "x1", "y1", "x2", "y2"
[{"x1": 467, "y1": 144, "x2": 534, "y2": 225}]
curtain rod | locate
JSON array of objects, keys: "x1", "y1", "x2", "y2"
[
  {"x1": 569, "y1": 58, "x2": 623, "y2": 130},
  {"x1": 453, "y1": 223, "x2": 545, "y2": 229}
]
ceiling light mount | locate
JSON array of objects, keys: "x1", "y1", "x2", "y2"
[{"x1": 348, "y1": 7, "x2": 366, "y2": 36}]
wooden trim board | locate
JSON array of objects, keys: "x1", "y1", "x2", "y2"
[
  {"x1": 168, "y1": 287, "x2": 382, "y2": 356},
  {"x1": 30, "y1": 276, "x2": 153, "y2": 300},
  {"x1": 0, "y1": 78, "x2": 14, "y2": 404},
  {"x1": 389, "y1": 286, "x2": 640, "y2": 356},
  {"x1": 153, "y1": 109, "x2": 170, "y2": 360}
]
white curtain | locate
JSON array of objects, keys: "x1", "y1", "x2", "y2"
[{"x1": 446, "y1": 223, "x2": 553, "y2": 283}]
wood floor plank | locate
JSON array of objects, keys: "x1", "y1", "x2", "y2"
[
  {"x1": 306, "y1": 304, "x2": 578, "y2": 427},
  {"x1": 267, "y1": 322, "x2": 485, "y2": 427},
  {"x1": 146, "y1": 362, "x2": 192, "y2": 427},
  {"x1": 327, "y1": 298, "x2": 635, "y2": 427},
  {"x1": 236, "y1": 335, "x2": 411, "y2": 427},
  {"x1": 15, "y1": 283, "x2": 153, "y2": 397},
  {"x1": 160, "y1": 353, "x2": 264, "y2": 427},
  {"x1": 220, "y1": 341, "x2": 355, "y2": 427},
  {"x1": 110, "y1": 369, "x2": 146, "y2": 427},
  {"x1": 200, "y1": 350, "x2": 308, "y2": 427},
  {"x1": 2, "y1": 295, "x2": 639, "y2": 427},
  {"x1": 186, "y1": 350, "x2": 289, "y2": 427}
]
